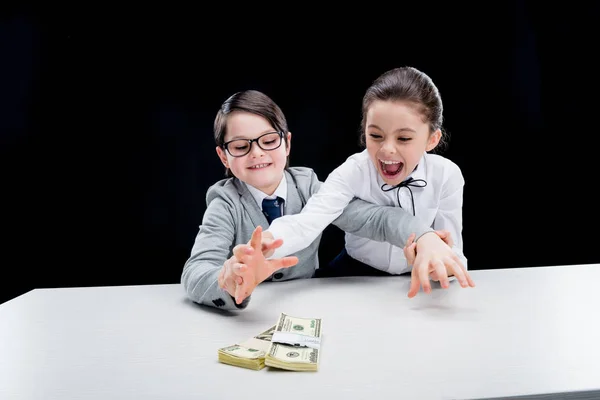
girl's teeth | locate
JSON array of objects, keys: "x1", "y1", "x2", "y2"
[{"x1": 380, "y1": 159, "x2": 402, "y2": 175}]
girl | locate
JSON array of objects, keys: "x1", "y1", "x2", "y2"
[{"x1": 240, "y1": 66, "x2": 475, "y2": 299}]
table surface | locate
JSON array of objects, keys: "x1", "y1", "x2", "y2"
[{"x1": 1, "y1": 264, "x2": 599, "y2": 400}]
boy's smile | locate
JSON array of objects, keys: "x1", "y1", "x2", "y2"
[
  {"x1": 216, "y1": 111, "x2": 291, "y2": 195},
  {"x1": 247, "y1": 162, "x2": 273, "y2": 170}
]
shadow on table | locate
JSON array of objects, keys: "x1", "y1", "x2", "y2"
[
  {"x1": 180, "y1": 295, "x2": 283, "y2": 325},
  {"x1": 180, "y1": 297, "x2": 238, "y2": 317}
]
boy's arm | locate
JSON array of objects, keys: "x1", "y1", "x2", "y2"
[
  {"x1": 305, "y1": 170, "x2": 434, "y2": 248},
  {"x1": 431, "y1": 165, "x2": 468, "y2": 269},
  {"x1": 181, "y1": 196, "x2": 251, "y2": 310},
  {"x1": 332, "y1": 198, "x2": 434, "y2": 246}
]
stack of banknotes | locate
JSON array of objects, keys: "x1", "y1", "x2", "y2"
[{"x1": 217, "y1": 312, "x2": 322, "y2": 372}]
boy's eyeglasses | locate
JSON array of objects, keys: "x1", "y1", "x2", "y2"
[{"x1": 222, "y1": 131, "x2": 284, "y2": 157}]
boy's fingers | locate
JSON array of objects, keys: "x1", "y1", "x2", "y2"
[
  {"x1": 273, "y1": 256, "x2": 299, "y2": 269},
  {"x1": 224, "y1": 277, "x2": 236, "y2": 297},
  {"x1": 233, "y1": 244, "x2": 253, "y2": 259},
  {"x1": 404, "y1": 242, "x2": 417, "y2": 266},
  {"x1": 250, "y1": 225, "x2": 263, "y2": 251},
  {"x1": 235, "y1": 281, "x2": 253, "y2": 304},
  {"x1": 263, "y1": 238, "x2": 284, "y2": 252},
  {"x1": 436, "y1": 230, "x2": 454, "y2": 247},
  {"x1": 234, "y1": 283, "x2": 243, "y2": 304},
  {"x1": 232, "y1": 263, "x2": 248, "y2": 276},
  {"x1": 218, "y1": 269, "x2": 225, "y2": 288}
]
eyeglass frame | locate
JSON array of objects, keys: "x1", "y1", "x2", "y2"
[{"x1": 222, "y1": 130, "x2": 285, "y2": 157}]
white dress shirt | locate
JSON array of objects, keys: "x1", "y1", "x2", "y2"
[
  {"x1": 267, "y1": 149, "x2": 467, "y2": 274},
  {"x1": 244, "y1": 174, "x2": 288, "y2": 213}
]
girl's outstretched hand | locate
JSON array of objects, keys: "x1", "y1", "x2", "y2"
[{"x1": 405, "y1": 232, "x2": 475, "y2": 298}]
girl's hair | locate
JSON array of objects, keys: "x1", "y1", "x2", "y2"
[
  {"x1": 214, "y1": 90, "x2": 289, "y2": 177},
  {"x1": 360, "y1": 66, "x2": 448, "y2": 151}
]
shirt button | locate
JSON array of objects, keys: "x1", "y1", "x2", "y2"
[{"x1": 274, "y1": 273, "x2": 283, "y2": 280}]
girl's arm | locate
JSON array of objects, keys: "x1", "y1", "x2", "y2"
[{"x1": 266, "y1": 159, "x2": 359, "y2": 259}]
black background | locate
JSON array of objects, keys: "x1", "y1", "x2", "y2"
[{"x1": 2, "y1": 3, "x2": 599, "y2": 304}]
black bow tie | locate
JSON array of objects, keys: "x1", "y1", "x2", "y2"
[{"x1": 381, "y1": 177, "x2": 427, "y2": 216}]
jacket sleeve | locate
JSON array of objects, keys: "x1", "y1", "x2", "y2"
[
  {"x1": 181, "y1": 192, "x2": 251, "y2": 310},
  {"x1": 306, "y1": 170, "x2": 435, "y2": 248}
]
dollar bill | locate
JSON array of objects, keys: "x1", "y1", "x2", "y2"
[
  {"x1": 264, "y1": 313, "x2": 322, "y2": 372},
  {"x1": 217, "y1": 325, "x2": 275, "y2": 370}
]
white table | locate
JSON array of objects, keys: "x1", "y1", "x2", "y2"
[{"x1": 1, "y1": 264, "x2": 599, "y2": 400}]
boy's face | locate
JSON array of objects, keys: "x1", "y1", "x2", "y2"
[
  {"x1": 365, "y1": 100, "x2": 441, "y2": 186},
  {"x1": 216, "y1": 111, "x2": 291, "y2": 195}
]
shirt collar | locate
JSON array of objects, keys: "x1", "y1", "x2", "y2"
[
  {"x1": 409, "y1": 152, "x2": 427, "y2": 181},
  {"x1": 245, "y1": 174, "x2": 288, "y2": 209}
]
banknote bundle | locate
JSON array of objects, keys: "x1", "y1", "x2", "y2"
[
  {"x1": 217, "y1": 312, "x2": 322, "y2": 371},
  {"x1": 264, "y1": 312, "x2": 322, "y2": 371},
  {"x1": 217, "y1": 325, "x2": 275, "y2": 370}
]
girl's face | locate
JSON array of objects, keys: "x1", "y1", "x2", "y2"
[
  {"x1": 365, "y1": 100, "x2": 440, "y2": 186},
  {"x1": 216, "y1": 111, "x2": 291, "y2": 195}
]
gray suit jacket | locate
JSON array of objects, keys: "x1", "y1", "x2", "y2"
[{"x1": 181, "y1": 167, "x2": 433, "y2": 310}]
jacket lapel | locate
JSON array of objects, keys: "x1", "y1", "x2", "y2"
[
  {"x1": 233, "y1": 179, "x2": 270, "y2": 228},
  {"x1": 232, "y1": 171, "x2": 304, "y2": 228},
  {"x1": 284, "y1": 169, "x2": 303, "y2": 215}
]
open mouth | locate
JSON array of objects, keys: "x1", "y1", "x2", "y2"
[
  {"x1": 248, "y1": 163, "x2": 272, "y2": 170},
  {"x1": 379, "y1": 159, "x2": 403, "y2": 178}
]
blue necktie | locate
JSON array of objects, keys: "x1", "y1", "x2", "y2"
[{"x1": 262, "y1": 197, "x2": 283, "y2": 224}]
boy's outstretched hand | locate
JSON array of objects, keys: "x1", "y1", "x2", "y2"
[
  {"x1": 217, "y1": 253, "x2": 247, "y2": 299},
  {"x1": 230, "y1": 226, "x2": 298, "y2": 304}
]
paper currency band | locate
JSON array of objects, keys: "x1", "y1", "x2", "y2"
[{"x1": 271, "y1": 331, "x2": 321, "y2": 350}]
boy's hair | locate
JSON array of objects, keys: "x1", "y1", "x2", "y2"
[
  {"x1": 360, "y1": 66, "x2": 448, "y2": 152},
  {"x1": 214, "y1": 90, "x2": 290, "y2": 177}
]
